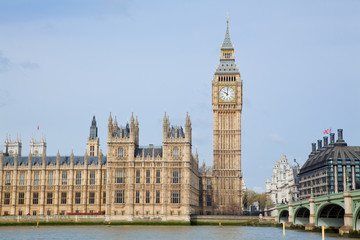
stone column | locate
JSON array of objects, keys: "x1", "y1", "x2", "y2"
[
  {"x1": 334, "y1": 165, "x2": 338, "y2": 193},
  {"x1": 84, "y1": 153, "x2": 88, "y2": 213},
  {"x1": 339, "y1": 190, "x2": 354, "y2": 234},
  {"x1": 69, "y1": 153, "x2": 74, "y2": 213},
  {"x1": 274, "y1": 206, "x2": 279, "y2": 223},
  {"x1": 11, "y1": 155, "x2": 18, "y2": 215},
  {"x1": 287, "y1": 202, "x2": 293, "y2": 225},
  {"x1": 40, "y1": 154, "x2": 46, "y2": 215},
  {"x1": 26, "y1": 154, "x2": 32, "y2": 215},
  {"x1": 97, "y1": 157, "x2": 102, "y2": 213},
  {"x1": 305, "y1": 196, "x2": 315, "y2": 230},
  {"x1": 352, "y1": 166, "x2": 355, "y2": 190},
  {"x1": 54, "y1": 152, "x2": 60, "y2": 215}
]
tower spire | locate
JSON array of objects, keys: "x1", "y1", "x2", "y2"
[{"x1": 222, "y1": 16, "x2": 234, "y2": 49}]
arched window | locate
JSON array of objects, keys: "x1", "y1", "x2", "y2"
[
  {"x1": 173, "y1": 147, "x2": 180, "y2": 159},
  {"x1": 118, "y1": 148, "x2": 124, "y2": 159}
]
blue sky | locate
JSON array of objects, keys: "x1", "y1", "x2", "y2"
[{"x1": 1, "y1": 0, "x2": 359, "y2": 192}]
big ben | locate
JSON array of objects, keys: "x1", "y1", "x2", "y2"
[{"x1": 212, "y1": 19, "x2": 243, "y2": 214}]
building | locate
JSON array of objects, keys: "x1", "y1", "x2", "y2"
[
  {"x1": 0, "y1": 19, "x2": 244, "y2": 219},
  {"x1": 265, "y1": 154, "x2": 300, "y2": 204},
  {"x1": 298, "y1": 129, "x2": 360, "y2": 199},
  {"x1": 209, "y1": 18, "x2": 243, "y2": 215}
]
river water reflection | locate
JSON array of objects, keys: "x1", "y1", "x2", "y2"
[{"x1": 0, "y1": 225, "x2": 346, "y2": 240}]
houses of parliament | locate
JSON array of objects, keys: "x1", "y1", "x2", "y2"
[{"x1": 0, "y1": 20, "x2": 244, "y2": 221}]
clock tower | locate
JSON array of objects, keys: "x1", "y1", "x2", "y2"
[{"x1": 212, "y1": 19, "x2": 243, "y2": 214}]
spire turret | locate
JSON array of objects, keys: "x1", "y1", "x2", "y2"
[
  {"x1": 215, "y1": 18, "x2": 240, "y2": 75},
  {"x1": 89, "y1": 115, "x2": 98, "y2": 140},
  {"x1": 221, "y1": 17, "x2": 234, "y2": 49}
]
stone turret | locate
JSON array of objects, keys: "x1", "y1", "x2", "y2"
[
  {"x1": 87, "y1": 116, "x2": 100, "y2": 157},
  {"x1": 3, "y1": 135, "x2": 22, "y2": 156},
  {"x1": 30, "y1": 135, "x2": 46, "y2": 156}
]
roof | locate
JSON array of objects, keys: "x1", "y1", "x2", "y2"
[
  {"x1": 135, "y1": 147, "x2": 162, "y2": 158},
  {"x1": 221, "y1": 20, "x2": 234, "y2": 49},
  {"x1": 168, "y1": 126, "x2": 185, "y2": 138},
  {"x1": 114, "y1": 124, "x2": 130, "y2": 138},
  {"x1": 2, "y1": 155, "x2": 107, "y2": 166},
  {"x1": 300, "y1": 143, "x2": 360, "y2": 174}
]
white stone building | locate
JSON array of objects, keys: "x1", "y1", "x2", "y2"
[{"x1": 266, "y1": 154, "x2": 300, "y2": 204}]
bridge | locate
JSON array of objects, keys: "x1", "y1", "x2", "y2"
[{"x1": 276, "y1": 188, "x2": 360, "y2": 234}]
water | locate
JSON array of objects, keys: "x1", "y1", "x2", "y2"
[{"x1": 0, "y1": 225, "x2": 346, "y2": 240}]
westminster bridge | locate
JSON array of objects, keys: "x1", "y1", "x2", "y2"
[{"x1": 276, "y1": 189, "x2": 360, "y2": 234}]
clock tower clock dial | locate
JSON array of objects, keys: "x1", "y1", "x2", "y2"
[
  {"x1": 212, "y1": 19, "x2": 243, "y2": 215},
  {"x1": 219, "y1": 86, "x2": 235, "y2": 102}
]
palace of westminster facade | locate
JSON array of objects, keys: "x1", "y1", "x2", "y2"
[{"x1": 0, "y1": 21, "x2": 243, "y2": 221}]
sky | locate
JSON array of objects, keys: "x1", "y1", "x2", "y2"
[{"x1": 0, "y1": 0, "x2": 359, "y2": 193}]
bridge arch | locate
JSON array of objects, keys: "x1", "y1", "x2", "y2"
[
  {"x1": 294, "y1": 206, "x2": 310, "y2": 225},
  {"x1": 353, "y1": 205, "x2": 360, "y2": 230},
  {"x1": 316, "y1": 203, "x2": 344, "y2": 227},
  {"x1": 278, "y1": 209, "x2": 289, "y2": 223}
]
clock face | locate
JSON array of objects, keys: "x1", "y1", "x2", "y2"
[{"x1": 219, "y1": 86, "x2": 235, "y2": 102}]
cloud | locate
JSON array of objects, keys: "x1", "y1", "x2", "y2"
[
  {"x1": 20, "y1": 61, "x2": 39, "y2": 69},
  {"x1": 253, "y1": 186, "x2": 265, "y2": 193},
  {"x1": 0, "y1": 52, "x2": 11, "y2": 72},
  {"x1": 268, "y1": 133, "x2": 286, "y2": 143},
  {"x1": 0, "y1": 51, "x2": 39, "y2": 72}
]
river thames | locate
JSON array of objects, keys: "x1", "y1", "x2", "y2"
[{"x1": 0, "y1": 225, "x2": 347, "y2": 240}]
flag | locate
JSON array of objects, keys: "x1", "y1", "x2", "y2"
[
  {"x1": 37, "y1": 125, "x2": 39, "y2": 131},
  {"x1": 323, "y1": 128, "x2": 331, "y2": 134}
]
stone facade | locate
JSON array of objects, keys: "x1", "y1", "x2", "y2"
[
  {"x1": 265, "y1": 154, "x2": 300, "y2": 204},
  {"x1": 0, "y1": 20, "x2": 244, "y2": 219},
  {"x1": 0, "y1": 114, "x2": 199, "y2": 221},
  {"x1": 210, "y1": 19, "x2": 243, "y2": 215}
]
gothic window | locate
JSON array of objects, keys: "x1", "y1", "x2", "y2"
[
  {"x1": 135, "y1": 191, "x2": 140, "y2": 204},
  {"x1": 48, "y1": 172, "x2": 54, "y2": 185},
  {"x1": 171, "y1": 190, "x2": 180, "y2": 204},
  {"x1": 90, "y1": 172, "x2": 96, "y2": 185},
  {"x1": 206, "y1": 195, "x2": 211, "y2": 206},
  {"x1": 115, "y1": 190, "x2": 124, "y2": 203},
  {"x1": 118, "y1": 148, "x2": 124, "y2": 159},
  {"x1": 47, "y1": 192, "x2": 53, "y2": 204},
  {"x1": 34, "y1": 172, "x2": 40, "y2": 186},
  {"x1": 75, "y1": 192, "x2": 81, "y2": 204},
  {"x1": 146, "y1": 170, "x2": 150, "y2": 184},
  {"x1": 103, "y1": 192, "x2": 106, "y2": 204},
  {"x1": 18, "y1": 192, "x2": 25, "y2": 205},
  {"x1": 173, "y1": 147, "x2": 180, "y2": 159},
  {"x1": 156, "y1": 191, "x2": 160, "y2": 204},
  {"x1": 62, "y1": 172, "x2": 68, "y2": 185},
  {"x1": 61, "y1": 192, "x2": 67, "y2": 204},
  {"x1": 103, "y1": 172, "x2": 107, "y2": 185},
  {"x1": 5, "y1": 172, "x2": 11, "y2": 186},
  {"x1": 4, "y1": 193, "x2": 10, "y2": 205},
  {"x1": 146, "y1": 191, "x2": 150, "y2": 204},
  {"x1": 136, "y1": 170, "x2": 140, "y2": 183},
  {"x1": 207, "y1": 179, "x2": 212, "y2": 190},
  {"x1": 19, "y1": 173, "x2": 25, "y2": 186},
  {"x1": 156, "y1": 170, "x2": 161, "y2": 183},
  {"x1": 76, "y1": 172, "x2": 81, "y2": 185},
  {"x1": 90, "y1": 146, "x2": 94, "y2": 156},
  {"x1": 171, "y1": 170, "x2": 180, "y2": 184},
  {"x1": 33, "y1": 192, "x2": 39, "y2": 205},
  {"x1": 115, "y1": 169, "x2": 125, "y2": 183},
  {"x1": 89, "y1": 192, "x2": 95, "y2": 204}
]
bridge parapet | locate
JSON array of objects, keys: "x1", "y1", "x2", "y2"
[{"x1": 276, "y1": 189, "x2": 360, "y2": 234}]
